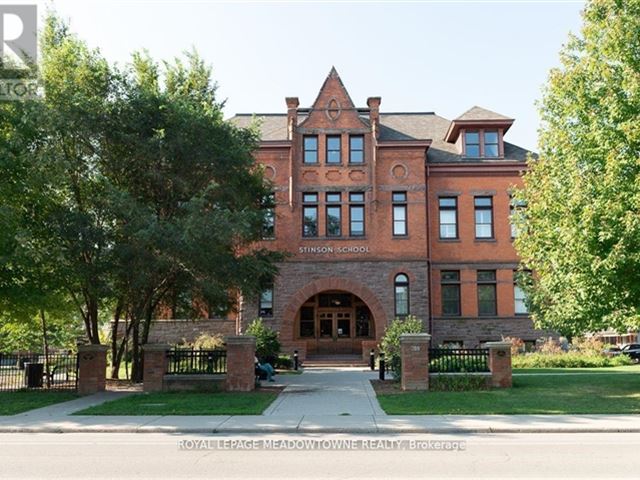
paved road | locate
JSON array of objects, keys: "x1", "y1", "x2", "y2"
[{"x1": 1, "y1": 432, "x2": 639, "y2": 479}]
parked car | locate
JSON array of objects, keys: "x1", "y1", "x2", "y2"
[
  {"x1": 619, "y1": 344, "x2": 640, "y2": 362},
  {"x1": 603, "y1": 345, "x2": 621, "y2": 357}
]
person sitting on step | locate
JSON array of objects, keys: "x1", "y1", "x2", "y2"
[{"x1": 255, "y1": 356, "x2": 276, "y2": 382}]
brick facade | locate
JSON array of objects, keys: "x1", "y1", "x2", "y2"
[{"x1": 142, "y1": 68, "x2": 556, "y2": 352}]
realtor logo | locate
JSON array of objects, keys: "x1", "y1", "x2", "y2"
[{"x1": 0, "y1": 4, "x2": 37, "y2": 69}]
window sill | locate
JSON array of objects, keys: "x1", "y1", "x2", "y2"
[
  {"x1": 392, "y1": 235, "x2": 410, "y2": 240},
  {"x1": 300, "y1": 236, "x2": 368, "y2": 241},
  {"x1": 438, "y1": 238, "x2": 460, "y2": 243},
  {"x1": 474, "y1": 238, "x2": 496, "y2": 243}
]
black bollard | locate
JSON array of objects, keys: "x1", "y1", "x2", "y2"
[
  {"x1": 379, "y1": 352, "x2": 385, "y2": 381},
  {"x1": 294, "y1": 350, "x2": 299, "y2": 371},
  {"x1": 369, "y1": 349, "x2": 375, "y2": 371}
]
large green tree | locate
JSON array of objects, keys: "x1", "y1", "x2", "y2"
[{"x1": 514, "y1": 0, "x2": 640, "y2": 337}]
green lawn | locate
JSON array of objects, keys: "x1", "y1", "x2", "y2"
[
  {"x1": 514, "y1": 365, "x2": 640, "y2": 374},
  {"x1": 0, "y1": 391, "x2": 78, "y2": 415},
  {"x1": 75, "y1": 391, "x2": 278, "y2": 415},
  {"x1": 377, "y1": 371, "x2": 640, "y2": 415}
]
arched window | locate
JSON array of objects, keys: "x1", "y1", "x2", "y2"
[{"x1": 394, "y1": 273, "x2": 409, "y2": 318}]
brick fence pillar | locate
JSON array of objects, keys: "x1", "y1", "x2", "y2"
[
  {"x1": 77, "y1": 344, "x2": 108, "y2": 395},
  {"x1": 143, "y1": 344, "x2": 170, "y2": 392},
  {"x1": 399, "y1": 333, "x2": 431, "y2": 391},
  {"x1": 486, "y1": 341, "x2": 512, "y2": 388},
  {"x1": 225, "y1": 335, "x2": 256, "y2": 392}
]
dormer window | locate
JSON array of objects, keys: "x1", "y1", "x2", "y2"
[
  {"x1": 464, "y1": 131, "x2": 480, "y2": 158},
  {"x1": 484, "y1": 131, "x2": 499, "y2": 157}
]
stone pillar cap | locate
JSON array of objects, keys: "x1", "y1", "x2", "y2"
[
  {"x1": 77, "y1": 344, "x2": 109, "y2": 352},
  {"x1": 399, "y1": 333, "x2": 432, "y2": 344},
  {"x1": 485, "y1": 341, "x2": 512, "y2": 349},
  {"x1": 225, "y1": 335, "x2": 257, "y2": 345}
]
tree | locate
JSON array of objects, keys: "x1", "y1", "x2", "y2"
[{"x1": 514, "y1": 0, "x2": 640, "y2": 337}]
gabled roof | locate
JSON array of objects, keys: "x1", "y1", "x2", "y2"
[
  {"x1": 228, "y1": 111, "x2": 532, "y2": 163},
  {"x1": 455, "y1": 106, "x2": 513, "y2": 121}
]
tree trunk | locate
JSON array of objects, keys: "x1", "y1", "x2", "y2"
[
  {"x1": 109, "y1": 301, "x2": 124, "y2": 379},
  {"x1": 131, "y1": 320, "x2": 142, "y2": 383},
  {"x1": 40, "y1": 309, "x2": 50, "y2": 388}
]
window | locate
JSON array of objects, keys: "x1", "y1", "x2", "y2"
[
  {"x1": 259, "y1": 287, "x2": 273, "y2": 317},
  {"x1": 349, "y1": 135, "x2": 364, "y2": 164},
  {"x1": 392, "y1": 191, "x2": 407, "y2": 236},
  {"x1": 262, "y1": 192, "x2": 275, "y2": 239},
  {"x1": 355, "y1": 306, "x2": 371, "y2": 337},
  {"x1": 510, "y1": 196, "x2": 527, "y2": 238},
  {"x1": 325, "y1": 193, "x2": 341, "y2": 237},
  {"x1": 474, "y1": 196, "x2": 493, "y2": 239},
  {"x1": 514, "y1": 270, "x2": 529, "y2": 314},
  {"x1": 465, "y1": 131, "x2": 480, "y2": 157},
  {"x1": 484, "y1": 131, "x2": 499, "y2": 157},
  {"x1": 439, "y1": 197, "x2": 457, "y2": 239},
  {"x1": 299, "y1": 306, "x2": 315, "y2": 337},
  {"x1": 441, "y1": 271, "x2": 461, "y2": 316},
  {"x1": 394, "y1": 273, "x2": 409, "y2": 317},
  {"x1": 442, "y1": 340, "x2": 463, "y2": 348},
  {"x1": 477, "y1": 270, "x2": 497, "y2": 316},
  {"x1": 303, "y1": 136, "x2": 318, "y2": 164},
  {"x1": 349, "y1": 192, "x2": 365, "y2": 236},
  {"x1": 326, "y1": 135, "x2": 341, "y2": 164},
  {"x1": 302, "y1": 193, "x2": 318, "y2": 237}
]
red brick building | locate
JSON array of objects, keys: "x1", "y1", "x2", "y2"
[{"x1": 229, "y1": 67, "x2": 549, "y2": 359}]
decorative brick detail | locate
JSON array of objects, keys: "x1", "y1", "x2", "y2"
[
  {"x1": 486, "y1": 341, "x2": 512, "y2": 388},
  {"x1": 77, "y1": 344, "x2": 108, "y2": 396},
  {"x1": 143, "y1": 344, "x2": 170, "y2": 392},
  {"x1": 225, "y1": 336, "x2": 256, "y2": 392},
  {"x1": 400, "y1": 333, "x2": 431, "y2": 391}
]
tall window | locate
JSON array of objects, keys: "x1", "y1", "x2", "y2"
[
  {"x1": 325, "y1": 192, "x2": 342, "y2": 237},
  {"x1": 474, "y1": 196, "x2": 493, "y2": 239},
  {"x1": 302, "y1": 193, "x2": 318, "y2": 237},
  {"x1": 299, "y1": 306, "x2": 315, "y2": 337},
  {"x1": 326, "y1": 135, "x2": 341, "y2": 164},
  {"x1": 484, "y1": 131, "x2": 499, "y2": 157},
  {"x1": 303, "y1": 136, "x2": 318, "y2": 164},
  {"x1": 349, "y1": 192, "x2": 365, "y2": 236},
  {"x1": 510, "y1": 196, "x2": 527, "y2": 238},
  {"x1": 514, "y1": 271, "x2": 529, "y2": 314},
  {"x1": 439, "y1": 197, "x2": 457, "y2": 239},
  {"x1": 392, "y1": 191, "x2": 407, "y2": 236},
  {"x1": 262, "y1": 192, "x2": 275, "y2": 239},
  {"x1": 394, "y1": 273, "x2": 409, "y2": 317},
  {"x1": 477, "y1": 270, "x2": 497, "y2": 316},
  {"x1": 441, "y1": 271, "x2": 461, "y2": 316},
  {"x1": 349, "y1": 135, "x2": 364, "y2": 164},
  {"x1": 259, "y1": 287, "x2": 273, "y2": 317},
  {"x1": 465, "y1": 131, "x2": 480, "y2": 157}
]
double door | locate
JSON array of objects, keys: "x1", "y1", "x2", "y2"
[{"x1": 316, "y1": 310, "x2": 353, "y2": 354}]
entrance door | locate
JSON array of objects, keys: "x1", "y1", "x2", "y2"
[{"x1": 316, "y1": 310, "x2": 353, "y2": 354}]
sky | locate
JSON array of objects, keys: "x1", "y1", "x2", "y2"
[{"x1": 40, "y1": 0, "x2": 585, "y2": 151}]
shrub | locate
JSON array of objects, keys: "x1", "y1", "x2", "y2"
[
  {"x1": 192, "y1": 333, "x2": 225, "y2": 350},
  {"x1": 274, "y1": 354, "x2": 292, "y2": 369},
  {"x1": 571, "y1": 336, "x2": 606, "y2": 355},
  {"x1": 245, "y1": 318, "x2": 281, "y2": 361},
  {"x1": 380, "y1": 315, "x2": 423, "y2": 379},
  {"x1": 537, "y1": 337, "x2": 564, "y2": 354},
  {"x1": 429, "y1": 374, "x2": 489, "y2": 392},
  {"x1": 503, "y1": 336, "x2": 525, "y2": 356},
  {"x1": 512, "y1": 352, "x2": 633, "y2": 369}
]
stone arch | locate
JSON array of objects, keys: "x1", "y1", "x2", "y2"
[{"x1": 280, "y1": 277, "x2": 388, "y2": 342}]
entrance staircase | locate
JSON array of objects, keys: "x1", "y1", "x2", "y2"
[{"x1": 302, "y1": 354, "x2": 369, "y2": 368}]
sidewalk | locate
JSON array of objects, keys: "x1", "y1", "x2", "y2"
[{"x1": 1, "y1": 367, "x2": 640, "y2": 433}]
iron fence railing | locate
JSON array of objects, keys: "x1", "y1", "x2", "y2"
[
  {"x1": 0, "y1": 352, "x2": 78, "y2": 391},
  {"x1": 166, "y1": 348, "x2": 227, "y2": 375},
  {"x1": 429, "y1": 348, "x2": 489, "y2": 373}
]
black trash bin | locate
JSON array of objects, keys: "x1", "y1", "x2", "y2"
[{"x1": 24, "y1": 362, "x2": 44, "y2": 388}]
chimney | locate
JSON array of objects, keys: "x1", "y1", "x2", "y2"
[
  {"x1": 367, "y1": 96, "x2": 381, "y2": 138},
  {"x1": 285, "y1": 97, "x2": 299, "y2": 140}
]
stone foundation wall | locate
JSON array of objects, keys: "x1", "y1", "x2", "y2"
[
  {"x1": 113, "y1": 318, "x2": 237, "y2": 346},
  {"x1": 431, "y1": 316, "x2": 554, "y2": 348}
]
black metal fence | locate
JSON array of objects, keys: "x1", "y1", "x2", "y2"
[
  {"x1": 0, "y1": 352, "x2": 78, "y2": 392},
  {"x1": 429, "y1": 348, "x2": 489, "y2": 373},
  {"x1": 166, "y1": 348, "x2": 227, "y2": 375}
]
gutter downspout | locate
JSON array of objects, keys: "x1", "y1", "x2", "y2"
[{"x1": 425, "y1": 158, "x2": 434, "y2": 339}]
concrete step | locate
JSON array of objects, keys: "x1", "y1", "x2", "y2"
[{"x1": 303, "y1": 355, "x2": 369, "y2": 368}]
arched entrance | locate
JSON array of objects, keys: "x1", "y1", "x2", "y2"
[{"x1": 281, "y1": 277, "x2": 387, "y2": 356}]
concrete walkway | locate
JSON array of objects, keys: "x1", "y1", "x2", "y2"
[
  {"x1": 1, "y1": 368, "x2": 640, "y2": 433},
  {"x1": 264, "y1": 367, "x2": 385, "y2": 416}
]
